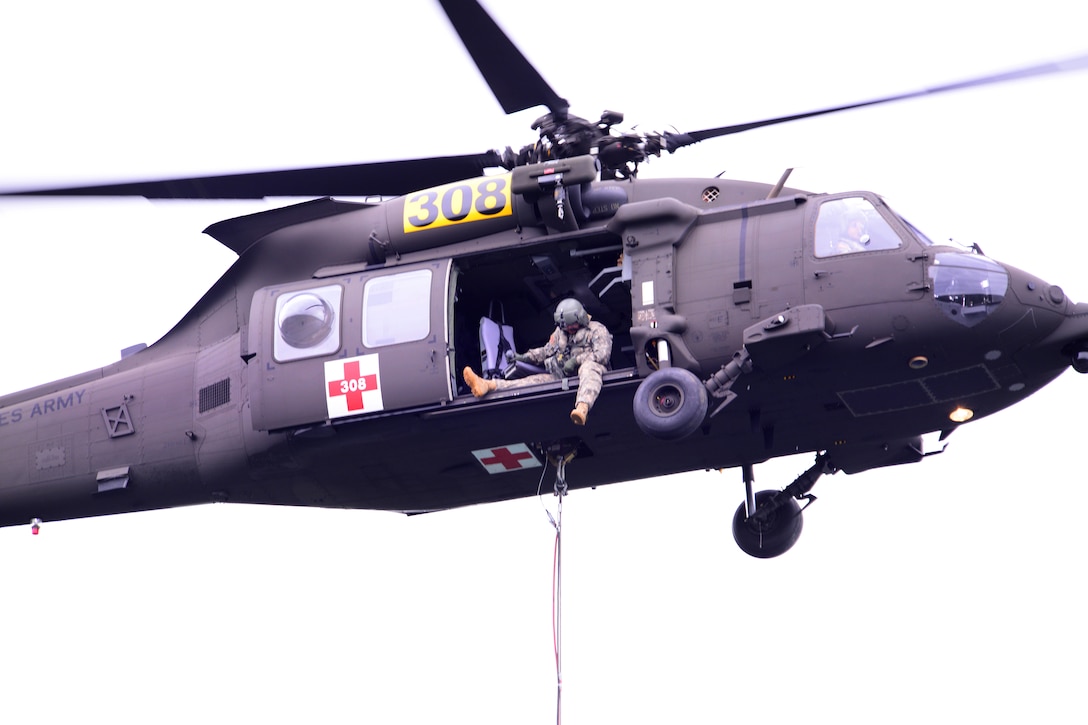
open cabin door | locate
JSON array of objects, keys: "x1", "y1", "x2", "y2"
[{"x1": 249, "y1": 259, "x2": 455, "y2": 431}]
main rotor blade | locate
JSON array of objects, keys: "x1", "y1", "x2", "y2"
[
  {"x1": 438, "y1": 0, "x2": 568, "y2": 117},
  {"x1": 0, "y1": 152, "x2": 506, "y2": 199},
  {"x1": 665, "y1": 53, "x2": 1088, "y2": 152}
]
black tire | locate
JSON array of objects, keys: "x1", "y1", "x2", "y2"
[
  {"x1": 732, "y1": 490, "x2": 803, "y2": 559},
  {"x1": 632, "y1": 367, "x2": 708, "y2": 440}
]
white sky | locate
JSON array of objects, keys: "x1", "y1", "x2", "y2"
[{"x1": 2, "y1": 1, "x2": 1087, "y2": 723}]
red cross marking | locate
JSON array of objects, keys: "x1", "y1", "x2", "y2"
[
  {"x1": 481, "y1": 447, "x2": 534, "y2": 470},
  {"x1": 328, "y1": 360, "x2": 378, "y2": 412}
]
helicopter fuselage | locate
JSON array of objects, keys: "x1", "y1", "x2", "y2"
[{"x1": 1, "y1": 161, "x2": 1085, "y2": 529}]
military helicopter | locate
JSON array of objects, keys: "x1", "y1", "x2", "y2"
[{"x1": 2, "y1": 0, "x2": 1087, "y2": 560}]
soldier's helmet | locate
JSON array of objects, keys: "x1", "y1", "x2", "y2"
[{"x1": 554, "y1": 298, "x2": 589, "y2": 329}]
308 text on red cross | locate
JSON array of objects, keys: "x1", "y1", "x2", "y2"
[{"x1": 328, "y1": 360, "x2": 378, "y2": 411}]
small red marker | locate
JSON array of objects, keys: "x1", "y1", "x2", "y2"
[{"x1": 31, "y1": 518, "x2": 42, "y2": 535}]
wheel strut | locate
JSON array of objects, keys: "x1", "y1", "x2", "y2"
[
  {"x1": 779, "y1": 453, "x2": 835, "y2": 513},
  {"x1": 742, "y1": 463, "x2": 756, "y2": 519},
  {"x1": 733, "y1": 454, "x2": 837, "y2": 558},
  {"x1": 751, "y1": 454, "x2": 833, "y2": 522}
]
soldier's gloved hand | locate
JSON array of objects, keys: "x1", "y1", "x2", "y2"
[
  {"x1": 513, "y1": 352, "x2": 531, "y2": 363},
  {"x1": 562, "y1": 357, "x2": 580, "y2": 376}
]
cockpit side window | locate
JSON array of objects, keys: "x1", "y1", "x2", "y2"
[{"x1": 815, "y1": 197, "x2": 903, "y2": 258}]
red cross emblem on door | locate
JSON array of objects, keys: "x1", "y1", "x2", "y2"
[{"x1": 324, "y1": 354, "x2": 383, "y2": 419}]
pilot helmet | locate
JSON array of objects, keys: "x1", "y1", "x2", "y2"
[
  {"x1": 842, "y1": 210, "x2": 867, "y2": 231},
  {"x1": 554, "y1": 298, "x2": 589, "y2": 329}
]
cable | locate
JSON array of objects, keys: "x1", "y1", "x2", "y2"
[
  {"x1": 552, "y1": 491, "x2": 563, "y2": 725},
  {"x1": 541, "y1": 453, "x2": 569, "y2": 725},
  {"x1": 537, "y1": 455, "x2": 552, "y2": 515}
]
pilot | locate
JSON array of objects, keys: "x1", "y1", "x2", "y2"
[
  {"x1": 834, "y1": 211, "x2": 869, "y2": 254},
  {"x1": 463, "y1": 298, "x2": 613, "y2": 425}
]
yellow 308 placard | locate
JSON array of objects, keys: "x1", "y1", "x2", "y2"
[{"x1": 402, "y1": 173, "x2": 513, "y2": 233}]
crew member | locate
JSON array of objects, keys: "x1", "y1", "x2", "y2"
[
  {"x1": 463, "y1": 298, "x2": 612, "y2": 425},
  {"x1": 834, "y1": 211, "x2": 869, "y2": 254}
]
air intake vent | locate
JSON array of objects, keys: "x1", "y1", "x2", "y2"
[{"x1": 199, "y1": 378, "x2": 231, "y2": 413}]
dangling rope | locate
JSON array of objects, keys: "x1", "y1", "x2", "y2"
[
  {"x1": 552, "y1": 488, "x2": 564, "y2": 725},
  {"x1": 539, "y1": 453, "x2": 571, "y2": 725}
]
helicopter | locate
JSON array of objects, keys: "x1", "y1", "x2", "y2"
[{"x1": 2, "y1": 0, "x2": 1087, "y2": 560}]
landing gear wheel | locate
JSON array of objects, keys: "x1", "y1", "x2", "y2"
[
  {"x1": 632, "y1": 367, "x2": 708, "y2": 440},
  {"x1": 732, "y1": 490, "x2": 803, "y2": 558}
]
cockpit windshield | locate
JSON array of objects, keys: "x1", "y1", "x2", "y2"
[
  {"x1": 901, "y1": 217, "x2": 937, "y2": 246},
  {"x1": 815, "y1": 197, "x2": 903, "y2": 257},
  {"x1": 928, "y1": 253, "x2": 1008, "y2": 327}
]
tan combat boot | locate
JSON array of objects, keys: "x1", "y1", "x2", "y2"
[
  {"x1": 463, "y1": 367, "x2": 497, "y2": 398},
  {"x1": 570, "y1": 402, "x2": 589, "y2": 426}
]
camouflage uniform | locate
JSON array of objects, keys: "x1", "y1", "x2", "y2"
[{"x1": 492, "y1": 319, "x2": 612, "y2": 410}]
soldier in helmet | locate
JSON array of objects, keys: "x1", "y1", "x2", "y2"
[
  {"x1": 463, "y1": 298, "x2": 613, "y2": 425},
  {"x1": 834, "y1": 210, "x2": 870, "y2": 254}
]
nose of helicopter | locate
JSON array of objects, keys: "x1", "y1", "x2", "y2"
[
  {"x1": 1051, "y1": 298, "x2": 1088, "y2": 372},
  {"x1": 1002, "y1": 263, "x2": 1088, "y2": 378}
]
